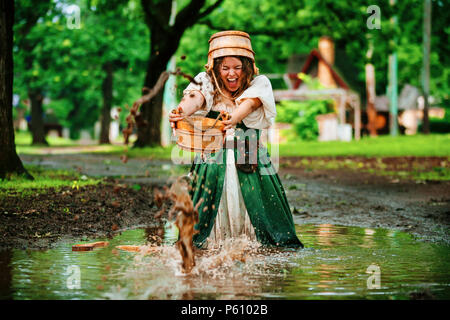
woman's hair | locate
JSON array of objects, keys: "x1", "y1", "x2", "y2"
[{"x1": 207, "y1": 55, "x2": 255, "y2": 104}]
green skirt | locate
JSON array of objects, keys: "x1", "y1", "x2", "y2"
[{"x1": 189, "y1": 112, "x2": 303, "y2": 249}]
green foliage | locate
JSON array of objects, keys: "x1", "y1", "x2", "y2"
[
  {"x1": 176, "y1": 0, "x2": 449, "y2": 107},
  {"x1": 297, "y1": 72, "x2": 325, "y2": 90},
  {"x1": 418, "y1": 117, "x2": 450, "y2": 134},
  {"x1": 13, "y1": 0, "x2": 148, "y2": 139},
  {"x1": 275, "y1": 73, "x2": 333, "y2": 140},
  {"x1": 131, "y1": 184, "x2": 141, "y2": 191},
  {"x1": 276, "y1": 102, "x2": 302, "y2": 124},
  {"x1": 292, "y1": 100, "x2": 332, "y2": 140},
  {"x1": 276, "y1": 100, "x2": 332, "y2": 140},
  {"x1": 11, "y1": 0, "x2": 450, "y2": 143}
]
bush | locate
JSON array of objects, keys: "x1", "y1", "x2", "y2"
[
  {"x1": 276, "y1": 100, "x2": 305, "y2": 123},
  {"x1": 417, "y1": 107, "x2": 450, "y2": 133},
  {"x1": 418, "y1": 118, "x2": 450, "y2": 133},
  {"x1": 276, "y1": 100, "x2": 333, "y2": 140}
]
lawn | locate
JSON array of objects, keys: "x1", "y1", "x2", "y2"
[
  {"x1": 276, "y1": 132, "x2": 450, "y2": 157},
  {"x1": 0, "y1": 165, "x2": 102, "y2": 197},
  {"x1": 15, "y1": 131, "x2": 450, "y2": 158},
  {"x1": 15, "y1": 131, "x2": 77, "y2": 147},
  {"x1": 15, "y1": 131, "x2": 174, "y2": 159}
]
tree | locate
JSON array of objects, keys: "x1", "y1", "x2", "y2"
[
  {"x1": 14, "y1": 0, "x2": 53, "y2": 145},
  {"x1": 0, "y1": 0, "x2": 32, "y2": 179},
  {"x1": 65, "y1": 0, "x2": 144, "y2": 144},
  {"x1": 13, "y1": 0, "x2": 148, "y2": 142},
  {"x1": 99, "y1": 61, "x2": 114, "y2": 144},
  {"x1": 134, "y1": 0, "x2": 223, "y2": 147},
  {"x1": 92, "y1": 0, "x2": 146, "y2": 144}
]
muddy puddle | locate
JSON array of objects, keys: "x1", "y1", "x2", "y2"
[{"x1": 0, "y1": 223, "x2": 449, "y2": 300}]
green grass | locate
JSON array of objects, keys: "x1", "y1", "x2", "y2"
[
  {"x1": 15, "y1": 131, "x2": 76, "y2": 147},
  {"x1": 7, "y1": 132, "x2": 449, "y2": 190},
  {"x1": 15, "y1": 131, "x2": 177, "y2": 159},
  {"x1": 14, "y1": 130, "x2": 450, "y2": 158},
  {"x1": 275, "y1": 133, "x2": 450, "y2": 157},
  {"x1": 381, "y1": 169, "x2": 450, "y2": 181},
  {"x1": 95, "y1": 144, "x2": 176, "y2": 159},
  {"x1": 0, "y1": 165, "x2": 102, "y2": 197}
]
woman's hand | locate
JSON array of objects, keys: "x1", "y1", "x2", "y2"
[
  {"x1": 222, "y1": 98, "x2": 262, "y2": 131},
  {"x1": 222, "y1": 115, "x2": 238, "y2": 131},
  {"x1": 169, "y1": 107, "x2": 185, "y2": 129}
]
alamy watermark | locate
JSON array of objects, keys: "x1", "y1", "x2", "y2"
[
  {"x1": 66, "y1": 5, "x2": 81, "y2": 29},
  {"x1": 366, "y1": 5, "x2": 381, "y2": 30},
  {"x1": 170, "y1": 126, "x2": 279, "y2": 176},
  {"x1": 366, "y1": 264, "x2": 381, "y2": 289},
  {"x1": 66, "y1": 265, "x2": 81, "y2": 289}
]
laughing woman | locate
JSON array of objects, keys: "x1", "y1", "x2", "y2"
[{"x1": 169, "y1": 31, "x2": 303, "y2": 249}]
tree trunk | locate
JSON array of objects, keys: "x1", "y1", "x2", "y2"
[
  {"x1": 134, "y1": 60, "x2": 167, "y2": 147},
  {"x1": 29, "y1": 89, "x2": 48, "y2": 145},
  {"x1": 0, "y1": 0, "x2": 33, "y2": 179},
  {"x1": 99, "y1": 62, "x2": 113, "y2": 144},
  {"x1": 134, "y1": 5, "x2": 174, "y2": 148},
  {"x1": 422, "y1": 0, "x2": 431, "y2": 134}
]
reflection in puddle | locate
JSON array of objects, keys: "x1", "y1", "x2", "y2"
[{"x1": 1, "y1": 224, "x2": 449, "y2": 300}]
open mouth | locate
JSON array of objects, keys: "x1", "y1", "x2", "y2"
[{"x1": 226, "y1": 78, "x2": 239, "y2": 89}]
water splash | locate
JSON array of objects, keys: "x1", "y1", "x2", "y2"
[
  {"x1": 153, "y1": 177, "x2": 202, "y2": 274},
  {"x1": 103, "y1": 170, "x2": 313, "y2": 298},
  {"x1": 102, "y1": 234, "x2": 312, "y2": 300}
]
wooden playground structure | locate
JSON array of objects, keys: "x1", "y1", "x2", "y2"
[{"x1": 268, "y1": 36, "x2": 362, "y2": 141}]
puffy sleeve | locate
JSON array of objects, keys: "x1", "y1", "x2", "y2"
[
  {"x1": 182, "y1": 72, "x2": 214, "y2": 116},
  {"x1": 235, "y1": 75, "x2": 277, "y2": 129}
]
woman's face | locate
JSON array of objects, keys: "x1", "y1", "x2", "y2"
[{"x1": 219, "y1": 56, "x2": 243, "y2": 93}]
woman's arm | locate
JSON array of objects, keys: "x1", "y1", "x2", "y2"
[
  {"x1": 222, "y1": 98, "x2": 262, "y2": 130},
  {"x1": 169, "y1": 90, "x2": 205, "y2": 124}
]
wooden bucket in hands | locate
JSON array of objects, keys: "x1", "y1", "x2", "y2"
[{"x1": 174, "y1": 111, "x2": 230, "y2": 153}]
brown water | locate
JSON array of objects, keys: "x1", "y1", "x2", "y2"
[{"x1": 0, "y1": 223, "x2": 449, "y2": 300}]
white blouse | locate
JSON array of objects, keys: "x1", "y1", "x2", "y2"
[{"x1": 182, "y1": 72, "x2": 277, "y2": 129}]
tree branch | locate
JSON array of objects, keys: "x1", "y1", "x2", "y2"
[
  {"x1": 198, "y1": 18, "x2": 308, "y2": 38},
  {"x1": 197, "y1": 0, "x2": 224, "y2": 20},
  {"x1": 133, "y1": 71, "x2": 170, "y2": 109},
  {"x1": 173, "y1": 0, "x2": 206, "y2": 32},
  {"x1": 15, "y1": 1, "x2": 52, "y2": 49}
]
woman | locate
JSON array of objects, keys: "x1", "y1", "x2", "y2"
[{"x1": 169, "y1": 31, "x2": 303, "y2": 249}]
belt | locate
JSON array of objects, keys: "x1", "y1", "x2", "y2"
[
  {"x1": 189, "y1": 139, "x2": 260, "y2": 175},
  {"x1": 222, "y1": 138, "x2": 260, "y2": 150}
]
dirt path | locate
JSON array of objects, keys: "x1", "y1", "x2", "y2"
[
  {"x1": 279, "y1": 166, "x2": 450, "y2": 244},
  {"x1": 0, "y1": 154, "x2": 448, "y2": 250}
]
